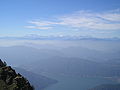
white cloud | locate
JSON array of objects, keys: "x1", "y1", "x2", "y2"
[
  {"x1": 29, "y1": 21, "x2": 59, "y2": 26},
  {"x1": 26, "y1": 9, "x2": 120, "y2": 30},
  {"x1": 98, "y1": 13, "x2": 120, "y2": 22},
  {"x1": 25, "y1": 26, "x2": 52, "y2": 30}
]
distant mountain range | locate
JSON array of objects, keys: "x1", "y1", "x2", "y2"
[
  {"x1": 0, "y1": 35, "x2": 120, "y2": 41},
  {"x1": 0, "y1": 46, "x2": 120, "y2": 77},
  {"x1": 0, "y1": 45, "x2": 120, "y2": 90}
]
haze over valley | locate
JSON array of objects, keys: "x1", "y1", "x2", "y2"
[{"x1": 0, "y1": 38, "x2": 120, "y2": 90}]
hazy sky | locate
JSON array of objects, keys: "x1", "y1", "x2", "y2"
[{"x1": 0, "y1": 0, "x2": 120, "y2": 38}]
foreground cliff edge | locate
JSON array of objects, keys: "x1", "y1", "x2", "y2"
[{"x1": 0, "y1": 59, "x2": 34, "y2": 90}]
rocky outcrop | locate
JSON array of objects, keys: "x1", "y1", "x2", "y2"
[{"x1": 0, "y1": 59, "x2": 34, "y2": 90}]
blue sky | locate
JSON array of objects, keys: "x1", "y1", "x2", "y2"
[{"x1": 0, "y1": 0, "x2": 120, "y2": 38}]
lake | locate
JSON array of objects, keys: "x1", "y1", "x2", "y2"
[{"x1": 43, "y1": 73, "x2": 118, "y2": 90}]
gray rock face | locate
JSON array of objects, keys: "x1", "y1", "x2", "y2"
[
  {"x1": 0, "y1": 59, "x2": 34, "y2": 90},
  {"x1": 0, "y1": 59, "x2": 6, "y2": 67}
]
